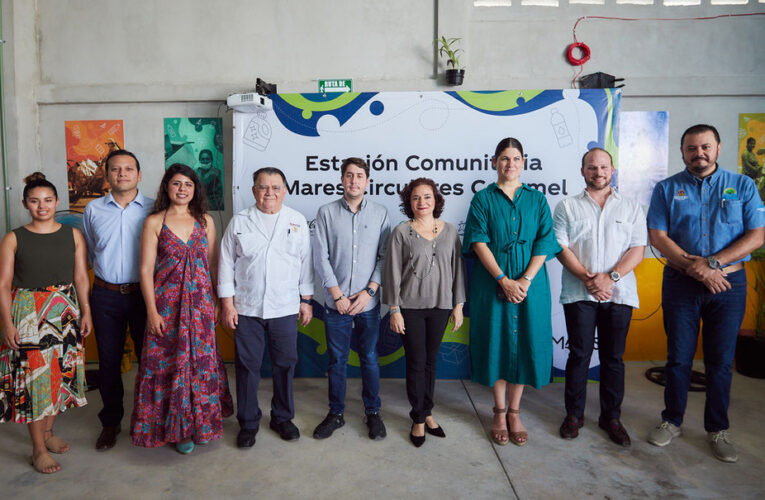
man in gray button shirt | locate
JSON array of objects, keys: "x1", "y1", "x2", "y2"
[{"x1": 311, "y1": 157, "x2": 391, "y2": 440}]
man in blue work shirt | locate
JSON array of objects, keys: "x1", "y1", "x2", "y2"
[
  {"x1": 82, "y1": 149, "x2": 153, "y2": 451},
  {"x1": 646, "y1": 124, "x2": 765, "y2": 463},
  {"x1": 311, "y1": 157, "x2": 390, "y2": 440}
]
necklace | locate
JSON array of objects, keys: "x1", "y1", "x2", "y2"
[{"x1": 408, "y1": 219, "x2": 439, "y2": 280}]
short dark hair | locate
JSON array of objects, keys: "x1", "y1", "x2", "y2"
[
  {"x1": 199, "y1": 149, "x2": 213, "y2": 160},
  {"x1": 252, "y1": 167, "x2": 287, "y2": 186},
  {"x1": 399, "y1": 177, "x2": 445, "y2": 219},
  {"x1": 341, "y1": 157, "x2": 369, "y2": 177},
  {"x1": 23, "y1": 172, "x2": 58, "y2": 200},
  {"x1": 581, "y1": 147, "x2": 613, "y2": 168},
  {"x1": 105, "y1": 149, "x2": 140, "y2": 171},
  {"x1": 680, "y1": 124, "x2": 720, "y2": 148},
  {"x1": 493, "y1": 137, "x2": 524, "y2": 159}
]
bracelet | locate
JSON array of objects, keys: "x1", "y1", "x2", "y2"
[
  {"x1": 495, "y1": 272, "x2": 505, "y2": 282},
  {"x1": 333, "y1": 294, "x2": 345, "y2": 302},
  {"x1": 522, "y1": 274, "x2": 533, "y2": 282},
  {"x1": 300, "y1": 298, "x2": 312, "y2": 305},
  {"x1": 390, "y1": 306, "x2": 401, "y2": 314}
]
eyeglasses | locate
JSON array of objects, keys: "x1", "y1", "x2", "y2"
[{"x1": 255, "y1": 184, "x2": 284, "y2": 192}]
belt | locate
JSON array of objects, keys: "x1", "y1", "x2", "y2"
[
  {"x1": 723, "y1": 262, "x2": 744, "y2": 273},
  {"x1": 94, "y1": 277, "x2": 140, "y2": 294}
]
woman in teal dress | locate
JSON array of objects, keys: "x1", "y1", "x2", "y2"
[{"x1": 463, "y1": 138, "x2": 560, "y2": 447}]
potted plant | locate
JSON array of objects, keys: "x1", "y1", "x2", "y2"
[
  {"x1": 436, "y1": 36, "x2": 465, "y2": 86},
  {"x1": 735, "y1": 248, "x2": 765, "y2": 378}
]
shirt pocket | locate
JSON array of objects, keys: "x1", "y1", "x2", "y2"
[
  {"x1": 721, "y1": 200, "x2": 743, "y2": 225},
  {"x1": 236, "y1": 232, "x2": 267, "y2": 257}
]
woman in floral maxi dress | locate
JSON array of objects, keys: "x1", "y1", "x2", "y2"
[{"x1": 131, "y1": 164, "x2": 232, "y2": 453}]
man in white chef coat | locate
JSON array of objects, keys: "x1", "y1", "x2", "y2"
[{"x1": 218, "y1": 167, "x2": 314, "y2": 448}]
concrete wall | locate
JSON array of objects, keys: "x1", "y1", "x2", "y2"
[{"x1": 1, "y1": 0, "x2": 764, "y2": 229}]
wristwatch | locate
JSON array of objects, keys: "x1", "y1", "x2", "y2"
[
  {"x1": 609, "y1": 270, "x2": 621, "y2": 282},
  {"x1": 707, "y1": 256, "x2": 722, "y2": 269},
  {"x1": 300, "y1": 298, "x2": 312, "y2": 305},
  {"x1": 366, "y1": 287, "x2": 376, "y2": 297}
]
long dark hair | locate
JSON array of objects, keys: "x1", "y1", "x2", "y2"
[
  {"x1": 152, "y1": 164, "x2": 208, "y2": 226},
  {"x1": 493, "y1": 137, "x2": 524, "y2": 159}
]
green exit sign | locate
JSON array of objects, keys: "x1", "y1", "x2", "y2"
[{"x1": 318, "y1": 79, "x2": 352, "y2": 93}]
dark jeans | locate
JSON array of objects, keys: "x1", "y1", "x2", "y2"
[
  {"x1": 324, "y1": 305, "x2": 381, "y2": 415},
  {"x1": 91, "y1": 284, "x2": 146, "y2": 428},
  {"x1": 661, "y1": 267, "x2": 747, "y2": 432},
  {"x1": 234, "y1": 314, "x2": 298, "y2": 430},
  {"x1": 563, "y1": 301, "x2": 633, "y2": 423},
  {"x1": 400, "y1": 308, "x2": 450, "y2": 423}
]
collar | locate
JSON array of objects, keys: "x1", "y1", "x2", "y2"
[
  {"x1": 106, "y1": 189, "x2": 149, "y2": 208},
  {"x1": 579, "y1": 187, "x2": 621, "y2": 203},
  {"x1": 340, "y1": 196, "x2": 367, "y2": 213},
  {"x1": 682, "y1": 165, "x2": 721, "y2": 186}
]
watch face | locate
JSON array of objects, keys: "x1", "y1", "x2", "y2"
[
  {"x1": 610, "y1": 271, "x2": 620, "y2": 282},
  {"x1": 366, "y1": 287, "x2": 375, "y2": 296}
]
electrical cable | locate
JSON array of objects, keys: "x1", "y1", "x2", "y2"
[{"x1": 569, "y1": 12, "x2": 765, "y2": 88}]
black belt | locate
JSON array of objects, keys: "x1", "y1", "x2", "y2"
[{"x1": 94, "y1": 277, "x2": 140, "y2": 294}]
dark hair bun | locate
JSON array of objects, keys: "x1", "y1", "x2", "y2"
[{"x1": 23, "y1": 172, "x2": 47, "y2": 184}]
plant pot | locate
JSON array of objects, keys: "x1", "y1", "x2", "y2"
[
  {"x1": 735, "y1": 334, "x2": 765, "y2": 378},
  {"x1": 445, "y1": 69, "x2": 465, "y2": 86}
]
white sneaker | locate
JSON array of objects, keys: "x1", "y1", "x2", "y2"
[
  {"x1": 708, "y1": 430, "x2": 738, "y2": 463},
  {"x1": 647, "y1": 421, "x2": 681, "y2": 447}
]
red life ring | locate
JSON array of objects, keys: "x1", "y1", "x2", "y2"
[{"x1": 566, "y1": 42, "x2": 591, "y2": 66}]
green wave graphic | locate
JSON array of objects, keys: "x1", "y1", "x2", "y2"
[
  {"x1": 455, "y1": 90, "x2": 545, "y2": 112},
  {"x1": 280, "y1": 93, "x2": 364, "y2": 119}
]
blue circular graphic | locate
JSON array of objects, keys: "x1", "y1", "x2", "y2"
[{"x1": 369, "y1": 101, "x2": 384, "y2": 116}]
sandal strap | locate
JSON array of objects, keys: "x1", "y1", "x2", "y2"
[{"x1": 493, "y1": 407, "x2": 507, "y2": 414}]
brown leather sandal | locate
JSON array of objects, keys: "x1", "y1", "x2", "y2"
[
  {"x1": 507, "y1": 408, "x2": 528, "y2": 447},
  {"x1": 490, "y1": 407, "x2": 509, "y2": 446}
]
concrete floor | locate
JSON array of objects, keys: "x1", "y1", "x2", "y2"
[{"x1": 2, "y1": 361, "x2": 763, "y2": 500}]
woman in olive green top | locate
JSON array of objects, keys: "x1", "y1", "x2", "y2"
[
  {"x1": 382, "y1": 177, "x2": 466, "y2": 447},
  {"x1": 0, "y1": 173, "x2": 92, "y2": 474}
]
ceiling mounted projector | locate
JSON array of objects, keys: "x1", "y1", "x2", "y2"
[{"x1": 227, "y1": 92, "x2": 273, "y2": 112}]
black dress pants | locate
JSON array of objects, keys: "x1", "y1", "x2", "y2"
[
  {"x1": 563, "y1": 301, "x2": 633, "y2": 423},
  {"x1": 400, "y1": 308, "x2": 450, "y2": 423}
]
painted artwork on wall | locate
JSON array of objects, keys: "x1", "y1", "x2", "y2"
[
  {"x1": 617, "y1": 111, "x2": 669, "y2": 208},
  {"x1": 738, "y1": 113, "x2": 765, "y2": 202},
  {"x1": 65, "y1": 120, "x2": 124, "y2": 211},
  {"x1": 164, "y1": 118, "x2": 224, "y2": 211}
]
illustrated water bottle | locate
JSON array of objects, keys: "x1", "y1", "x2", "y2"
[{"x1": 551, "y1": 108, "x2": 573, "y2": 147}]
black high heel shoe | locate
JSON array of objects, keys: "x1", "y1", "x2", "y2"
[
  {"x1": 425, "y1": 424, "x2": 446, "y2": 438},
  {"x1": 410, "y1": 424, "x2": 425, "y2": 447}
]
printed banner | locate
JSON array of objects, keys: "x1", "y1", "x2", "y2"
[
  {"x1": 618, "y1": 111, "x2": 669, "y2": 208},
  {"x1": 738, "y1": 113, "x2": 765, "y2": 202},
  {"x1": 164, "y1": 118, "x2": 225, "y2": 210},
  {"x1": 232, "y1": 89, "x2": 621, "y2": 378},
  {"x1": 65, "y1": 120, "x2": 124, "y2": 211}
]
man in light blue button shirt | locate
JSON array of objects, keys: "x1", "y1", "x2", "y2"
[
  {"x1": 646, "y1": 124, "x2": 765, "y2": 463},
  {"x1": 311, "y1": 157, "x2": 391, "y2": 440},
  {"x1": 81, "y1": 150, "x2": 153, "y2": 451}
]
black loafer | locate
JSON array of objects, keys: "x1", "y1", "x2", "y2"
[
  {"x1": 559, "y1": 415, "x2": 585, "y2": 439},
  {"x1": 96, "y1": 425, "x2": 121, "y2": 451},
  {"x1": 236, "y1": 428, "x2": 258, "y2": 448},
  {"x1": 270, "y1": 419, "x2": 300, "y2": 441},
  {"x1": 599, "y1": 419, "x2": 631, "y2": 447}
]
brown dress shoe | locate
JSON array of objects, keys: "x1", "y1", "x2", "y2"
[
  {"x1": 559, "y1": 415, "x2": 585, "y2": 439},
  {"x1": 599, "y1": 419, "x2": 631, "y2": 447},
  {"x1": 96, "y1": 425, "x2": 121, "y2": 451}
]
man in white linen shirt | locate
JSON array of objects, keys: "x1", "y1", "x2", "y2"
[
  {"x1": 553, "y1": 148, "x2": 646, "y2": 447},
  {"x1": 218, "y1": 167, "x2": 314, "y2": 448}
]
